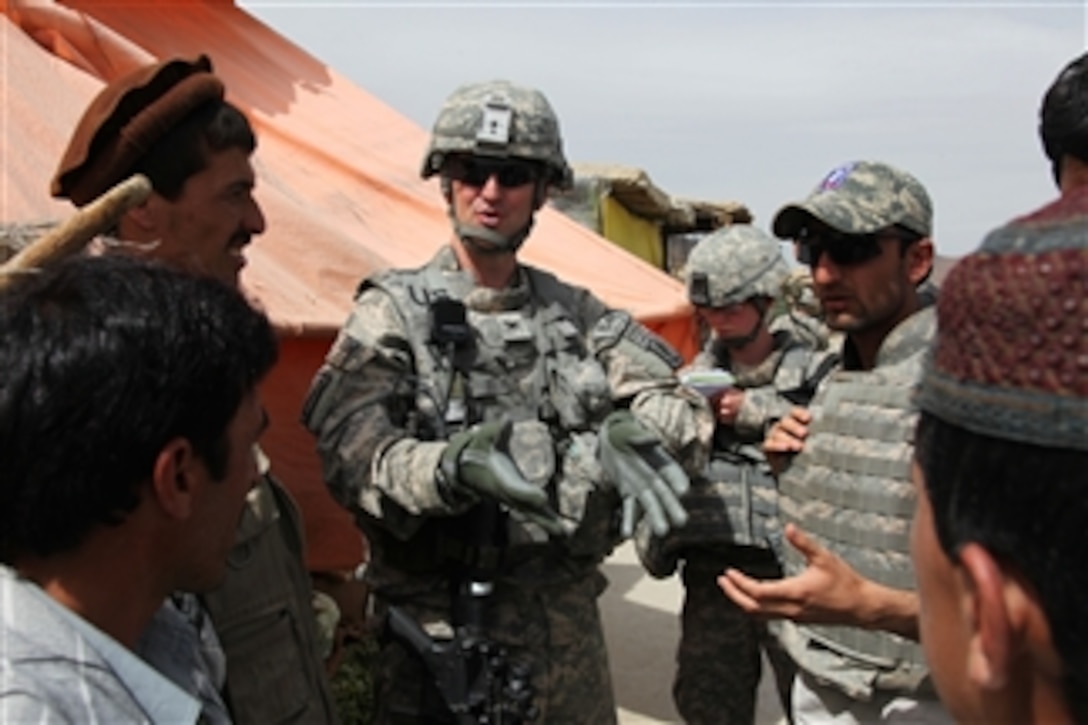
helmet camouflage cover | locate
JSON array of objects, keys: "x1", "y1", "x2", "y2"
[
  {"x1": 421, "y1": 79, "x2": 573, "y2": 190},
  {"x1": 685, "y1": 224, "x2": 790, "y2": 307}
]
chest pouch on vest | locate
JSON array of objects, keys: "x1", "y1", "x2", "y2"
[
  {"x1": 550, "y1": 358, "x2": 611, "y2": 431},
  {"x1": 545, "y1": 319, "x2": 611, "y2": 431},
  {"x1": 474, "y1": 310, "x2": 534, "y2": 362}
]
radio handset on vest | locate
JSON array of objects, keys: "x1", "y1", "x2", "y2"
[
  {"x1": 429, "y1": 297, "x2": 471, "y2": 347},
  {"x1": 429, "y1": 297, "x2": 474, "y2": 429}
]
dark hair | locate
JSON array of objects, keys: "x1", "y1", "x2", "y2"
[
  {"x1": 134, "y1": 100, "x2": 256, "y2": 200},
  {"x1": 915, "y1": 412, "x2": 1088, "y2": 721},
  {"x1": 1040, "y1": 52, "x2": 1088, "y2": 186},
  {"x1": 0, "y1": 255, "x2": 278, "y2": 561}
]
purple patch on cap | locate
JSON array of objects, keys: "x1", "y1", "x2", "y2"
[{"x1": 817, "y1": 162, "x2": 857, "y2": 191}]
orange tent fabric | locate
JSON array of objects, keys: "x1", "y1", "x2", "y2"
[{"x1": 1, "y1": 0, "x2": 699, "y2": 571}]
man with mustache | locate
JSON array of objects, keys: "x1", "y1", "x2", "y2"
[
  {"x1": 51, "y1": 55, "x2": 337, "y2": 724},
  {"x1": 719, "y1": 161, "x2": 948, "y2": 723}
]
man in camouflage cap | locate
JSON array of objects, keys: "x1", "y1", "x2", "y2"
[
  {"x1": 303, "y1": 79, "x2": 711, "y2": 722},
  {"x1": 720, "y1": 160, "x2": 949, "y2": 722},
  {"x1": 909, "y1": 49, "x2": 1088, "y2": 725},
  {"x1": 52, "y1": 55, "x2": 337, "y2": 724},
  {"x1": 637, "y1": 224, "x2": 838, "y2": 723}
]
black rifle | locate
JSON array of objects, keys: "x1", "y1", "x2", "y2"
[
  {"x1": 385, "y1": 297, "x2": 537, "y2": 723},
  {"x1": 386, "y1": 601, "x2": 536, "y2": 724}
]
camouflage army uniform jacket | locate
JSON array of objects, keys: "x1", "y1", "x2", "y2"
[
  {"x1": 304, "y1": 244, "x2": 711, "y2": 602},
  {"x1": 303, "y1": 245, "x2": 710, "y2": 721},
  {"x1": 637, "y1": 318, "x2": 839, "y2": 576},
  {"x1": 774, "y1": 295, "x2": 937, "y2": 701}
]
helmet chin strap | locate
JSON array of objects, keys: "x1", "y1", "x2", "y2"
[{"x1": 442, "y1": 176, "x2": 546, "y2": 255}]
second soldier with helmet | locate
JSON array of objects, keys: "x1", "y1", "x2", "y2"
[
  {"x1": 637, "y1": 225, "x2": 839, "y2": 724},
  {"x1": 303, "y1": 80, "x2": 713, "y2": 722}
]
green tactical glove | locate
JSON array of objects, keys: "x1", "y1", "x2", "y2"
[
  {"x1": 598, "y1": 410, "x2": 690, "y2": 539},
  {"x1": 438, "y1": 420, "x2": 566, "y2": 536}
]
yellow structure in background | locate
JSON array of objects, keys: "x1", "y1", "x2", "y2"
[
  {"x1": 600, "y1": 194, "x2": 665, "y2": 269},
  {"x1": 551, "y1": 162, "x2": 752, "y2": 276}
]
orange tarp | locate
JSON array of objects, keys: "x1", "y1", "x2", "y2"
[{"x1": 1, "y1": 0, "x2": 699, "y2": 572}]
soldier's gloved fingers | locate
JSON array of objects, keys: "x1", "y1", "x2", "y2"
[
  {"x1": 620, "y1": 496, "x2": 641, "y2": 540},
  {"x1": 647, "y1": 478, "x2": 689, "y2": 529},
  {"x1": 460, "y1": 448, "x2": 546, "y2": 507},
  {"x1": 652, "y1": 455, "x2": 690, "y2": 497},
  {"x1": 520, "y1": 505, "x2": 568, "y2": 537},
  {"x1": 635, "y1": 488, "x2": 669, "y2": 538}
]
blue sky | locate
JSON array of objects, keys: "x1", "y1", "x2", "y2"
[{"x1": 242, "y1": 1, "x2": 1086, "y2": 257}]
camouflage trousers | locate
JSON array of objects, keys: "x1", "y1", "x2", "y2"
[
  {"x1": 373, "y1": 561, "x2": 617, "y2": 724},
  {"x1": 674, "y1": 547, "x2": 796, "y2": 725}
]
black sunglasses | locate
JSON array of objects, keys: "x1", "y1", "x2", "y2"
[
  {"x1": 795, "y1": 228, "x2": 905, "y2": 267},
  {"x1": 445, "y1": 157, "x2": 539, "y2": 189}
]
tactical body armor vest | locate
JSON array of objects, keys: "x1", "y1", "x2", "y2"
[
  {"x1": 355, "y1": 252, "x2": 630, "y2": 576},
  {"x1": 773, "y1": 307, "x2": 935, "y2": 700},
  {"x1": 639, "y1": 331, "x2": 836, "y2": 577}
]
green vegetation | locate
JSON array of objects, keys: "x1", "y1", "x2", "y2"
[{"x1": 330, "y1": 636, "x2": 380, "y2": 724}]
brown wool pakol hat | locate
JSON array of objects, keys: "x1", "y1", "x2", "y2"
[
  {"x1": 52, "y1": 55, "x2": 225, "y2": 207},
  {"x1": 916, "y1": 188, "x2": 1088, "y2": 451}
]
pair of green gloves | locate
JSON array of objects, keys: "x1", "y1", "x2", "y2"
[{"x1": 437, "y1": 411, "x2": 689, "y2": 538}]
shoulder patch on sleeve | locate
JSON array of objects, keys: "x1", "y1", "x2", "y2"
[{"x1": 591, "y1": 310, "x2": 683, "y2": 370}]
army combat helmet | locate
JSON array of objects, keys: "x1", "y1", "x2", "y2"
[
  {"x1": 685, "y1": 224, "x2": 790, "y2": 348},
  {"x1": 422, "y1": 80, "x2": 573, "y2": 253},
  {"x1": 686, "y1": 224, "x2": 789, "y2": 308}
]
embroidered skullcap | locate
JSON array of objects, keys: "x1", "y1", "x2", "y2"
[
  {"x1": 52, "y1": 55, "x2": 224, "y2": 207},
  {"x1": 916, "y1": 187, "x2": 1088, "y2": 451}
]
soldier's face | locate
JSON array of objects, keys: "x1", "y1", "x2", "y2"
[
  {"x1": 696, "y1": 301, "x2": 761, "y2": 340},
  {"x1": 142, "y1": 147, "x2": 265, "y2": 288},
  {"x1": 448, "y1": 156, "x2": 538, "y2": 242}
]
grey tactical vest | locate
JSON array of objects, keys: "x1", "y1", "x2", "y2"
[
  {"x1": 364, "y1": 252, "x2": 621, "y2": 567},
  {"x1": 773, "y1": 306, "x2": 935, "y2": 700}
]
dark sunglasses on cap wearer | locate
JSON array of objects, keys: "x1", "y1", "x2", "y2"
[
  {"x1": 444, "y1": 156, "x2": 540, "y2": 188},
  {"x1": 795, "y1": 226, "x2": 920, "y2": 267}
]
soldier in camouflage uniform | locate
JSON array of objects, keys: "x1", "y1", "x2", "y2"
[
  {"x1": 637, "y1": 225, "x2": 837, "y2": 724},
  {"x1": 303, "y1": 80, "x2": 712, "y2": 724},
  {"x1": 719, "y1": 161, "x2": 950, "y2": 723}
]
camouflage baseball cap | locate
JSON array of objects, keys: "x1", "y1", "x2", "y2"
[{"x1": 772, "y1": 160, "x2": 932, "y2": 239}]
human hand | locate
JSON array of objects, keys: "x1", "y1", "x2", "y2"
[
  {"x1": 598, "y1": 410, "x2": 689, "y2": 538},
  {"x1": 763, "y1": 406, "x2": 811, "y2": 476},
  {"x1": 717, "y1": 523, "x2": 868, "y2": 626},
  {"x1": 439, "y1": 420, "x2": 565, "y2": 535},
  {"x1": 715, "y1": 387, "x2": 745, "y2": 426},
  {"x1": 718, "y1": 523, "x2": 920, "y2": 637}
]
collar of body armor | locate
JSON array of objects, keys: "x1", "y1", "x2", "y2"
[{"x1": 463, "y1": 269, "x2": 532, "y2": 311}]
